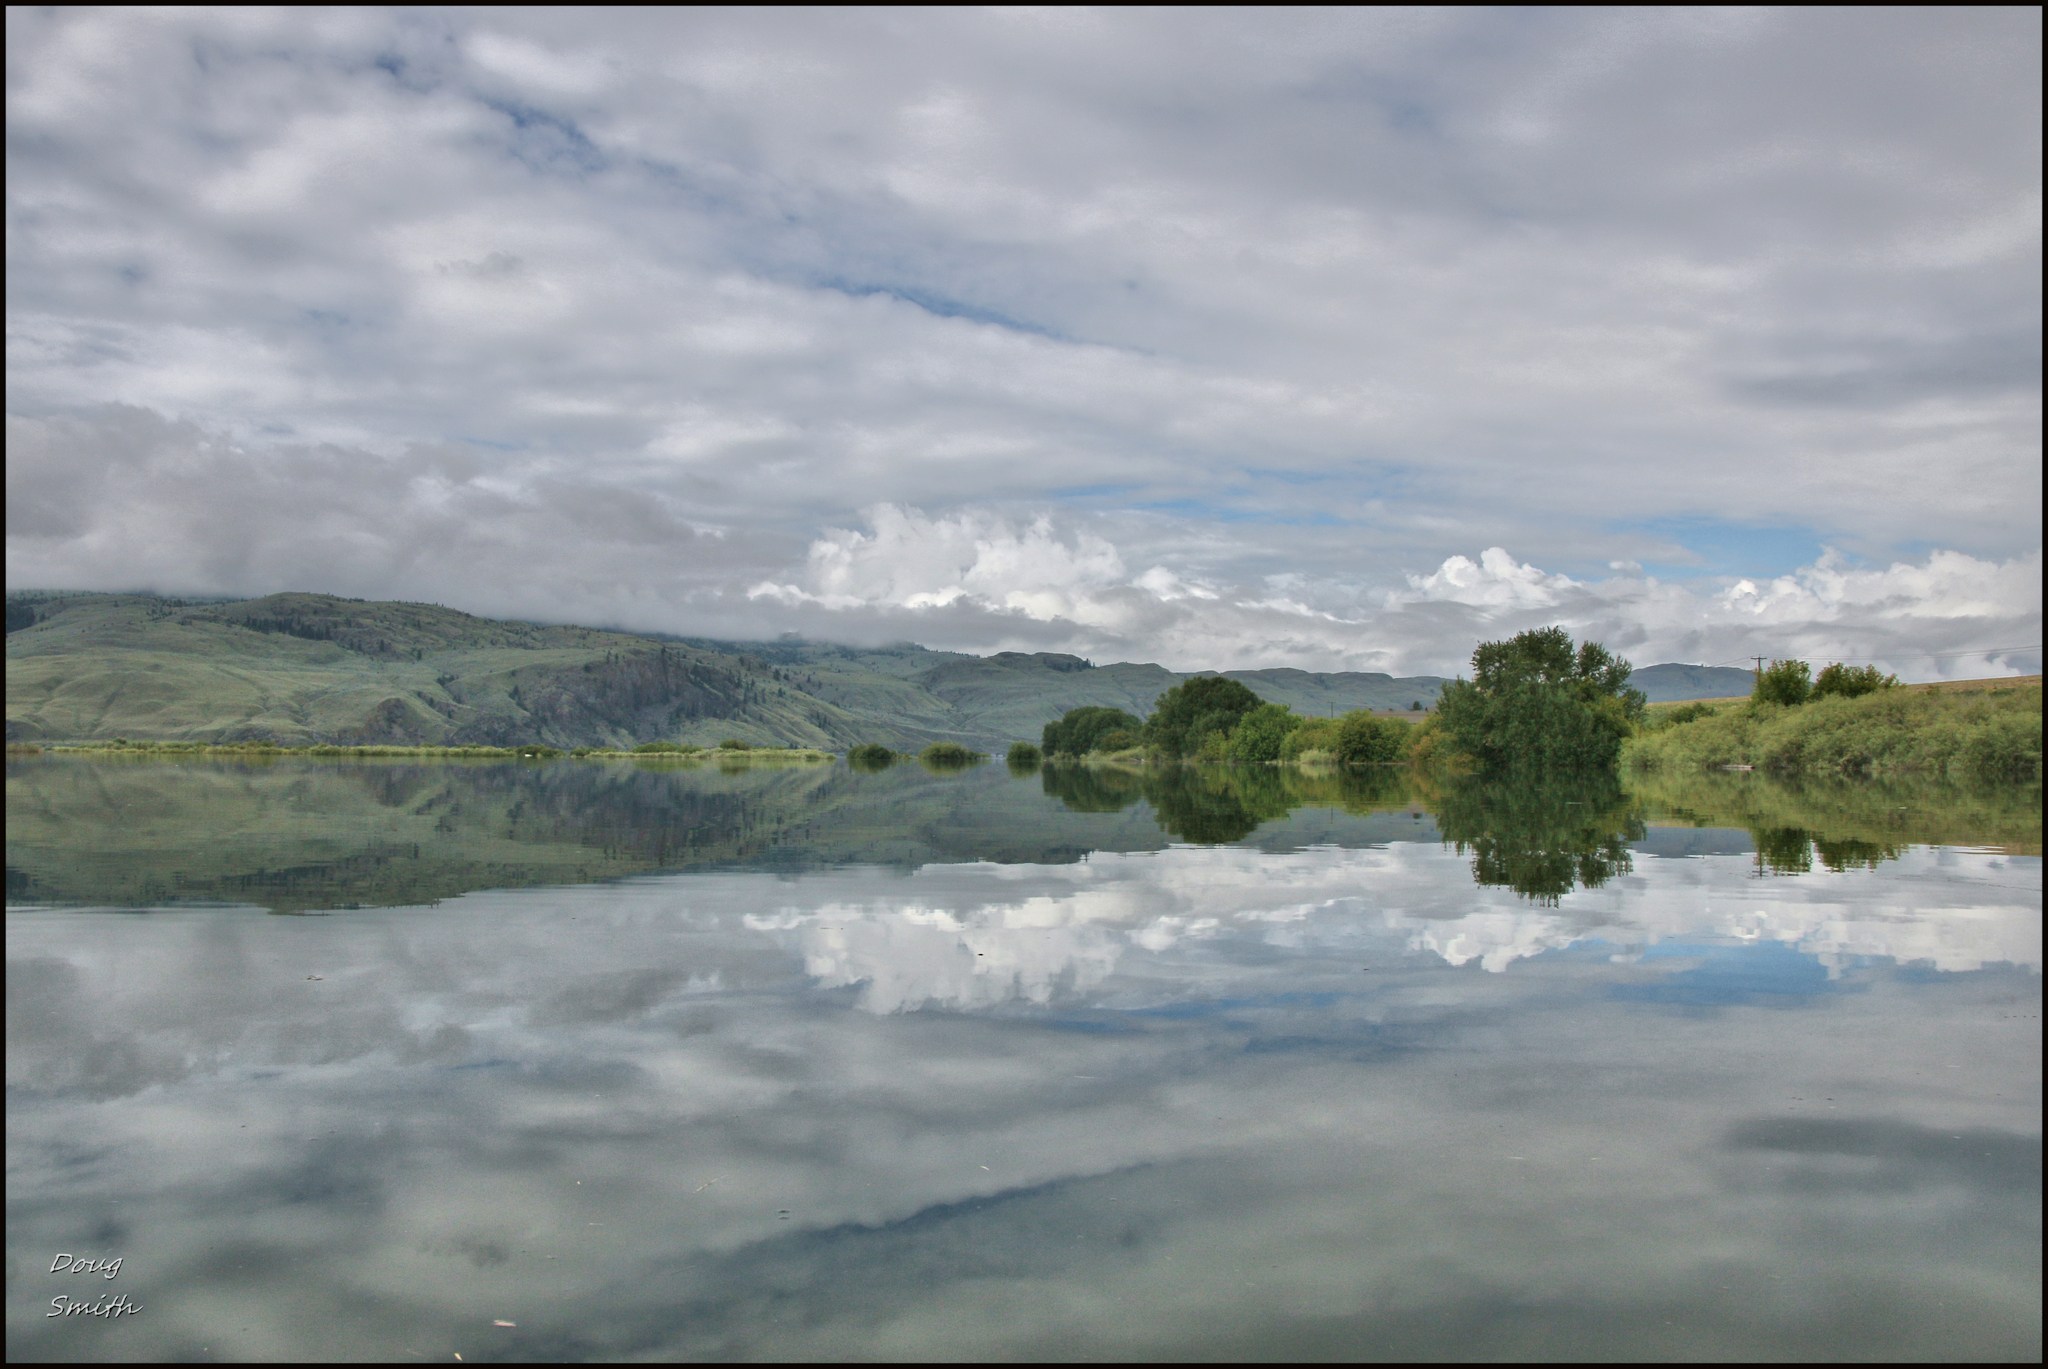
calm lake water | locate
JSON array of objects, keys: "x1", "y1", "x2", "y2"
[{"x1": 6, "y1": 756, "x2": 2041, "y2": 1362}]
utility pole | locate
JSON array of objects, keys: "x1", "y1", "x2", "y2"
[{"x1": 1752, "y1": 655, "x2": 1766, "y2": 687}]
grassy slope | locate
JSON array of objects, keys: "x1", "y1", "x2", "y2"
[
  {"x1": 7, "y1": 592, "x2": 856, "y2": 749},
  {"x1": 13, "y1": 588, "x2": 1910, "y2": 752},
  {"x1": 7, "y1": 591, "x2": 1455, "y2": 751},
  {"x1": 1626, "y1": 678, "x2": 2042, "y2": 782}
]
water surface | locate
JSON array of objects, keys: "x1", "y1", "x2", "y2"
[{"x1": 7, "y1": 757, "x2": 2040, "y2": 1361}]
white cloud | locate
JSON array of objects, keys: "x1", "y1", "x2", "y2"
[
  {"x1": 1389, "y1": 547, "x2": 1580, "y2": 613},
  {"x1": 738, "y1": 507, "x2": 2041, "y2": 677},
  {"x1": 751, "y1": 504, "x2": 1132, "y2": 629},
  {"x1": 4, "y1": 7, "x2": 2039, "y2": 676},
  {"x1": 1720, "y1": 548, "x2": 2041, "y2": 624}
]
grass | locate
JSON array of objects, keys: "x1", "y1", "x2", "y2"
[{"x1": 1624, "y1": 679, "x2": 2041, "y2": 782}]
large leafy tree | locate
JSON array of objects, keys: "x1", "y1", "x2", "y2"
[
  {"x1": 1144, "y1": 675, "x2": 1264, "y2": 758},
  {"x1": 1753, "y1": 658, "x2": 1812, "y2": 706},
  {"x1": 1433, "y1": 626, "x2": 1645, "y2": 775}
]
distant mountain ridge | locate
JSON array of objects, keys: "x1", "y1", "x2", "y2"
[
  {"x1": 6, "y1": 589, "x2": 1736, "y2": 749},
  {"x1": 1625, "y1": 662, "x2": 1758, "y2": 702}
]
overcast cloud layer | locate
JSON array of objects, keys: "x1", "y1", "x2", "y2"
[{"x1": 7, "y1": 7, "x2": 2040, "y2": 677}]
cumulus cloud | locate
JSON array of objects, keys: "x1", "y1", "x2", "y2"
[
  {"x1": 738, "y1": 506, "x2": 2041, "y2": 677},
  {"x1": 1389, "y1": 547, "x2": 1580, "y2": 612},
  {"x1": 4, "y1": 7, "x2": 2039, "y2": 675},
  {"x1": 752, "y1": 504, "x2": 1128, "y2": 625}
]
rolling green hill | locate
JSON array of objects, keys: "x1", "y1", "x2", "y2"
[
  {"x1": 6, "y1": 590, "x2": 1450, "y2": 751},
  {"x1": 7, "y1": 589, "x2": 1752, "y2": 750}
]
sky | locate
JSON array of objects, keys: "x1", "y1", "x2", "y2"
[{"x1": 6, "y1": 6, "x2": 2040, "y2": 679}]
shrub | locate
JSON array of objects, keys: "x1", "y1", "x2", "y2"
[
  {"x1": 1956, "y1": 712, "x2": 2042, "y2": 783},
  {"x1": 919, "y1": 741, "x2": 982, "y2": 767},
  {"x1": 1005, "y1": 741, "x2": 1042, "y2": 769},
  {"x1": 717, "y1": 738, "x2": 752, "y2": 750},
  {"x1": 847, "y1": 743, "x2": 897, "y2": 768},
  {"x1": 1334, "y1": 712, "x2": 1410, "y2": 765},
  {"x1": 1226, "y1": 702, "x2": 1300, "y2": 764},
  {"x1": 1753, "y1": 659, "x2": 1812, "y2": 707},
  {"x1": 1812, "y1": 663, "x2": 1899, "y2": 699},
  {"x1": 633, "y1": 741, "x2": 694, "y2": 754},
  {"x1": 1042, "y1": 706, "x2": 1145, "y2": 757},
  {"x1": 1281, "y1": 717, "x2": 1341, "y2": 761}
]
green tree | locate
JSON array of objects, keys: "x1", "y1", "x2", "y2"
[
  {"x1": 1432, "y1": 626, "x2": 1645, "y2": 775},
  {"x1": 1753, "y1": 659, "x2": 1812, "y2": 707},
  {"x1": 1334, "y1": 711, "x2": 1410, "y2": 765},
  {"x1": 1041, "y1": 706, "x2": 1146, "y2": 757},
  {"x1": 1226, "y1": 702, "x2": 1300, "y2": 763},
  {"x1": 1811, "y1": 662, "x2": 1898, "y2": 699},
  {"x1": 1144, "y1": 676, "x2": 1264, "y2": 759}
]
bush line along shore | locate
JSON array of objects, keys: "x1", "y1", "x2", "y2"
[{"x1": 1020, "y1": 640, "x2": 2039, "y2": 786}]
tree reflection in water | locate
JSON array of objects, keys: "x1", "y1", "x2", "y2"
[
  {"x1": 1041, "y1": 763, "x2": 1411, "y2": 844},
  {"x1": 1751, "y1": 827, "x2": 1906, "y2": 876},
  {"x1": 1039, "y1": 763, "x2": 1147, "y2": 814},
  {"x1": 1427, "y1": 774, "x2": 1645, "y2": 903}
]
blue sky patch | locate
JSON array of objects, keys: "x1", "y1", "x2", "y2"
[
  {"x1": 1611, "y1": 940, "x2": 1838, "y2": 1008},
  {"x1": 1621, "y1": 516, "x2": 1825, "y2": 580},
  {"x1": 816, "y1": 278, "x2": 1071, "y2": 342}
]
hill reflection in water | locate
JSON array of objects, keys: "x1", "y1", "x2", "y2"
[
  {"x1": 6, "y1": 753, "x2": 2039, "y2": 913},
  {"x1": 6, "y1": 757, "x2": 2039, "y2": 1363}
]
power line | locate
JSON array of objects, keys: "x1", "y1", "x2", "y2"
[{"x1": 1704, "y1": 645, "x2": 2038, "y2": 667}]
